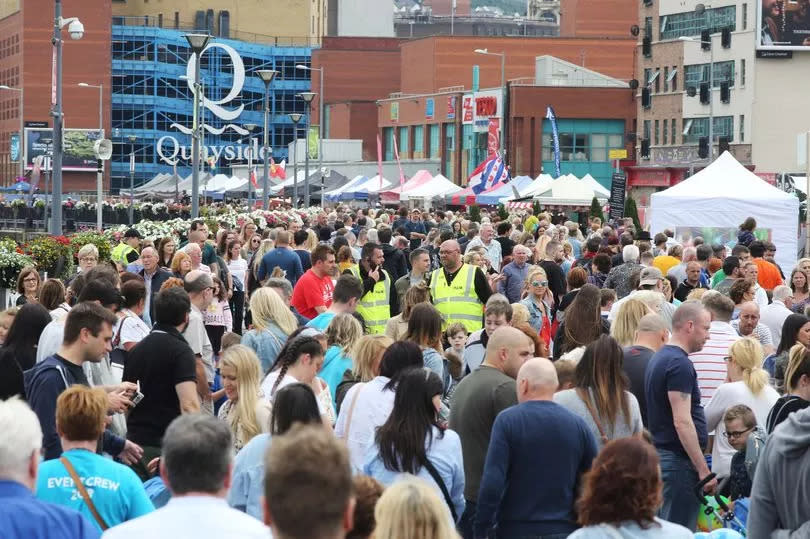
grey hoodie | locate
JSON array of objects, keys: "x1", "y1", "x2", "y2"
[{"x1": 749, "y1": 406, "x2": 810, "y2": 538}]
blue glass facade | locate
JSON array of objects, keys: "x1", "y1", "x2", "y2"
[{"x1": 111, "y1": 24, "x2": 311, "y2": 192}]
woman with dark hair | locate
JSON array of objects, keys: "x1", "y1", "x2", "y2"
[
  {"x1": 260, "y1": 335, "x2": 333, "y2": 423},
  {"x1": 557, "y1": 266, "x2": 588, "y2": 316},
  {"x1": 336, "y1": 341, "x2": 424, "y2": 471},
  {"x1": 15, "y1": 265, "x2": 41, "y2": 306},
  {"x1": 569, "y1": 437, "x2": 692, "y2": 538},
  {"x1": 40, "y1": 279, "x2": 70, "y2": 320},
  {"x1": 738, "y1": 216, "x2": 757, "y2": 247},
  {"x1": 156, "y1": 237, "x2": 176, "y2": 268},
  {"x1": 586, "y1": 253, "x2": 612, "y2": 289},
  {"x1": 552, "y1": 284, "x2": 610, "y2": 361},
  {"x1": 791, "y1": 268, "x2": 810, "y2": 314},
  {"x1": 770, "y1": 313, "x2": 810, "y2": 392},
  {"x1": 404, "y1": 303, "x2": 446, "y2": 380},
  {"x1": 363, "y1": 367, "x2": 464, "y2": 522},
  {"x1": 554, "y1": 334, "x2": 642, "y2": 448},
  {"x1": 115, "y1": 279, "x2": 151, "y2": 353},
  {"x1": 0, "y1": 302, "x2": 52, "y2": 398},
  {"x1": 227, "y1": 382, "x2": 324, "y2": 520}
]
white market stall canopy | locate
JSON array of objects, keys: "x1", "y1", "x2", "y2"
[
  {"x1": 400, "y1": 173, "x2": 461, "y2": 201},
  {"x1": 531, "y1": 174, "x2": 609, "y2": 206},
  {"x1": 581, "y1": 173, "x2": 610, "y2": 198},
  {"x1": 650, "y1": 151, "x2": 798, "y2": 270},
  {"x1": 324, "y1": 175, "x2": 369, "y2": 202}
]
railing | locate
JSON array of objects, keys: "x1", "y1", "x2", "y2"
[{"x1": 112, "y1": 16, "x2": 319, "y2": 48}]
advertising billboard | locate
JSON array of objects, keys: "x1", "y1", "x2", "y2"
[
  {"x1": 758, "y1": 0, "x2": 810, "y2": 50},
  {"x1": 25, "y1": 128, "x2": 102, "y2": 172}
]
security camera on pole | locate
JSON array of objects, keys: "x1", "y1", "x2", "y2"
[
  {"x1": 93, "y1": 138, "x2": 112, "y2": 230},
  {"x1": 51, "y1": 0, "x2": 84, "y2": 235}
]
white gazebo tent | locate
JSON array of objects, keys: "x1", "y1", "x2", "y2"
[
  {"x1": 581, "y1": 173, "x2": 610, "y2": 198},
  {"x1": 650, "y1": 151, "x2": 799, "y2": 270}
]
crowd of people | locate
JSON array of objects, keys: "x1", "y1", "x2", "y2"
[{"x1": 2, "y1": 203, "x2": 810, "y2": 538}]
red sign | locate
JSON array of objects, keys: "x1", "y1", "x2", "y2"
[
  {"x1": 487, "y1": 119, "x2": 499, "y2": 157},
  {"x1": 475, "y1": 96, "x2": 498, "y2": 117},
  {"x1": 447, "y1": 96, "x2": 457, "y2": 120},
  {"x1": 462, "y1": 96, "x2": 474, "y2": 123}
]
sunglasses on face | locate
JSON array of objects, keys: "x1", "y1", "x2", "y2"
[{"x1": 531, "y1": 280, "x2": 548, "y2": 287}]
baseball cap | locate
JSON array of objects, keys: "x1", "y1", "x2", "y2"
[
  {"x1": 124, "y1": 228, "x2": 142, "y2": 239},
  {"x1": 639, "y1": 267, "x2": 664, "y2": 286}
]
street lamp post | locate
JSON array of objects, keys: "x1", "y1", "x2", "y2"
[
  {"x1": 297, "y1": 92, "x2": 317, "y2": 207},
  {"x1": 0, "y1": 85, "x2": 23, "y2": 182},
  {"x1": 296, "y1": 64, "x2": 325, "y2": 200},
  {"x1": 51, "y1": 0, "x2": 85, "y2": 235},
  {"x1": 288, "y1": 113, "x2": 303, "y2": 208},
  {"x1": 474, "y1": 49, "x2": 506, "y2": 154},
  {"x1": 257, "y1": 69, "x2": 278, "y2": 210},
  {"x1": 243, "y1": 123, "x2": 256, "y2": 209},
  {"x1": 184, "y1": 33, "x2": 211, "y2": 219},
  {"x1": 78, "y1": 82, "x2": 103, "y2": 229},
  {"x1": 128, "y1": 135, "x2": 136, "y2": 225}
]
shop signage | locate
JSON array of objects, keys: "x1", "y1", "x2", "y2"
[
  {"x1": 391, "y1": 102, "x2": 399, "y2": 123},
  {"x1": 472, "y1": 90, "x2": 502, "y2": 133},
  {"x1": 608, "y1": 172, "x2": 627, "y2": 221},
  {"x1": 447, "y1": 96, "x2": 456, "y2": 120},
  {"x1": 425, "y1": 98, "x2": 434, "y2": 120},
  {"x1": 462, "y1": 95, "x2": 474, "y2": 124}
]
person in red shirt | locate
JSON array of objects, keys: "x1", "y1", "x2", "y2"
[
  {"x1": 291, "y1": 244, "x2": 336, "y2": 319},
  {"x1": 749, "y1": 241, "x2": 783, "y2": 291}
]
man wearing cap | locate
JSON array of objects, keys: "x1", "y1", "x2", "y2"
[
  {"x1": 609, "y1": 266, "x2": 676, "y2": 327},
  {"x1": 111, "y1": 229, "x2": 141, "y2": 270}
]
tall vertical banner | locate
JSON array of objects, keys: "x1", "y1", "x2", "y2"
[
  {"x1": 545, "y1": 106, "x2": 561, "y2": 178},
  {"x1": 487, "y1": 119, "x2": 500, "y2": 158},
  {"x1": 307, "y1": 126, "x2": 319, "y2": 160},
  {"x1": 376, "y1": 133, "x2": 383, "y2": 189},
  {"x1": 393, "y1": 133, "x2": 405, "y2": 188}
]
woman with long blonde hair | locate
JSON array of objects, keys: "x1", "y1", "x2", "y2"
[
  {"x1": 304, "y1": 229, "x2": 319, "y2": 252},
  {"x1": 373, "y1": 476, "x2": 459, "y2": 539},
  {"x1": 245, "y1": 238, "x2": 275, "y2": 295},
  {"x1": 705, "y1": 337, "x2": 779, "y2": 477},
  {"x1": 321, "y1": 312, "x2": 363, "y2": 408},
  {"x1": 610, "y1": 298, "x2": 652, "y2": 347},
  {"x1": 241, "y1": 287, "x2": 297, "y2": 373},
  {"x1": 336, "y1": 334, "x2": 393, "y2": 411},
  {"x1": 217, "y1": 345, "x2": 272, "y2": 452}
]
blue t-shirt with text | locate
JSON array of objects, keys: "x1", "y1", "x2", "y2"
[{"x1": 36, "y1": 449, "x2": 154, "y2": 532}]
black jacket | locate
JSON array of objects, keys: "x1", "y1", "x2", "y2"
[{"x1": 381, "y1": 243, "x2": 408, "y2": 283}]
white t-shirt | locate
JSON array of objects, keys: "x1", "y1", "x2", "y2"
[
  {"x1": 117, "y1": 311, "x2": 151, "y2": 348},
  {"x1": 184, "y1": 305, "x2": 214, "y2": 383},
  {"x1": 704, "y1": 380, "x2": 779, "y2": 477},
  {"x1": 227, "y1": 257, "x2": 248, "y2": 287},
  {"x1": 261, "y1": 371, "x2": 326, "y2": 415}
]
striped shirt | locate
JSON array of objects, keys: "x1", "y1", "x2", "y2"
[
  {"x1": 730, "y1": 320, "x2": 774, "y2": 348},
  {"x1": 689, "y1": 321, "x2": 740, "y2": 406}
]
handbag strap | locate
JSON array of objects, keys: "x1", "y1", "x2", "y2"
[
  {"x1": 577, "y1": 388, "x2": 609, "y2": 445},
  {"x1": 421, "y1": 455, "x2": 458, "y2": 523},
  {"x1": 60, "y1": 456, "x2": 109, "y2": 530},
  {"x1": 340, "y1": 382, "x2": 366, "y2": 441}
]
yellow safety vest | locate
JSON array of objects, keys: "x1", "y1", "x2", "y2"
[
  {"x1": 110, "y1": 242, "x2": 136, "y2": 268},
  {"x1": 350, "y1": 265, "x2": 391, "y2": 335},
  {"x1": 430, "y1": 263, "x2": 483, "y2": 333}
]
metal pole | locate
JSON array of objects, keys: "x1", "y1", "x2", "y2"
[
  {"x1": 708, "y1": 38, "x2": 714, "y2": 162},
  {"x1": 262, "y1": 82, "x2": 270, "y2": 210},
  {"x1": 97, "y1": 84, "x2": 103, "y2": 230},
  {"x1": 304, "y1": 110, "x2": 310, "y2": 208},
  {"x1": 319, "y1": 67, "x2": 324, "y2": 198},
  {"x1": 129, "y1": 140, "x2": 135, "y2": 225},
  {"x1": 805, "y1": 130, "x2": 810, "y2": 257},
  {"x1": 292, "y1": 123, "x2": 298, "y2": 208},
  {"x1": 18, "y1": 87, "x2": 23, "y2": 179},
  {"x1": 50, "y1": 0, "x2": 63, "y2": 235},
  {"x1": 500, "y1": 52, "x2": 506, "y2": 154},
  {"x1": 247, "y1": 138, "x2": 253, "y2": 209},
  {"x1": 191, "y1": 56, "x2": 201, "y2": 218}
]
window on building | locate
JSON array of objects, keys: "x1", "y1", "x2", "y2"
[
  {"x1": 663, "y1": 119, "x2": 668, "y2": 144},
  {"x1": 742, "y1": 3, "x2": 747, "y2": 30},
  {"x1": 444, "y1": 123, "x2": 456, "y2": 180},
  {"x1": 684, "y1": 60, "x2": 735, "y2": 89},
  {"x1": 645, "y1": 16, "x2": 653, "y2": 38},
  {"x1": 413, "y1": 125, "x2": 424, "y2": 157},
  {"x1": 398, "y1": 126, "x2": 409, "y2": 155},
  {"x1": 174, "y1": 11, "x2": 179, "y2": 29},
  {"x1": 643, "y1": 119, "x2": 651, "y2": 141},
  {"x1": 664, "y1": 67, "x2": 669, "y2": 91},
  {"x1": 683, "y1": 115, "x2": 734, "y2": 143},
  {"x1": 654, "y1": 70, "x2": 661, "y2": 93},
  {"x1": 384, "y1": 127, "x2": 394, "y2": 161},
  {"x1": 654, "y1": 120, "x2": 660, "y2": 145},
  {"x1": 429, "y1": 124, "x2": 440, "y2": 158},
  {"x1": 741, "y1": 59, "x2": 746, "y2": 86},
  {"x1": 671, "y1": 66, "x2": 678, "y2": 91},
  {"x1": 740, "y1": 114, "x2": 745, "y2": 142},
  {"x1": 671, "y1": 118, "x2": 677, "y2": 144},
  {"x1": 659, "y1": 5, "x2": 736, "y2": 40},
  {"x1": 218, "y1": 11, "x2": 230, "y2": 38},
  {"x1": 206, "y1": 9, "x2": 215, "y2": 33}
]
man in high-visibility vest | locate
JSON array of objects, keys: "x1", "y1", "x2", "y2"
[
  {"x1": 345, "y1": 242, "x2": 392, "y2": 335},
  {"x1": 110, "y1": 228, "x2": 142, "y2": 270},
  {"x1": 429, "y1": 239, "x2": 493, "y2": 333}
]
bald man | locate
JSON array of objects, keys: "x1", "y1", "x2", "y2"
[
  {"x1": 449, "y1": 326, "x2": 534, "y2": 537},
  {"x1": 731, "y1": 301, "x2": 775, "y2": 356},
  {"x1": 475, "y1": 358, "x2": 598, "y2": 538},
  {"x1": 674, "y1": 261, "x2": 708, "y2": 302},
  {"x1": 428, "y1": 239, "x2": 492, "y2": 334},
  {"x1": 624, "y1": 313, "x2": 669, "y2": 426}
]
